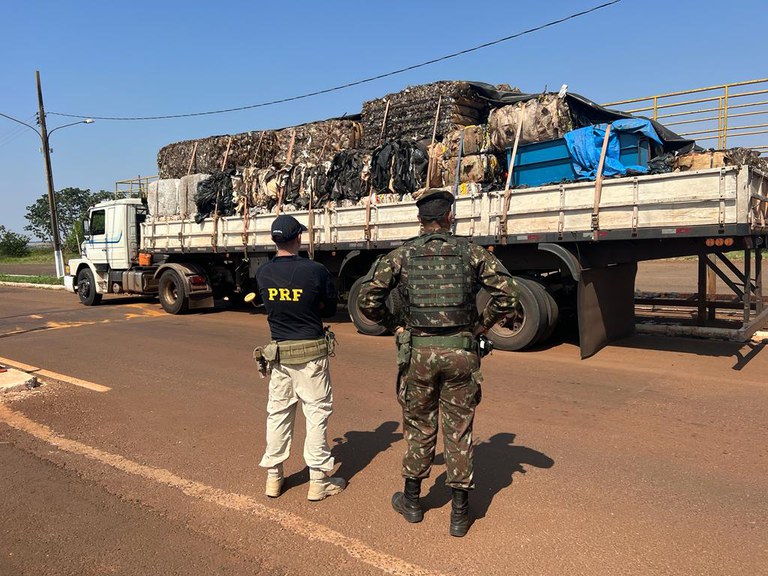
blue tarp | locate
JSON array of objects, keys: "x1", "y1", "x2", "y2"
[{"x1": 564, "y1": 118, "x2": 662, "y2": 180}]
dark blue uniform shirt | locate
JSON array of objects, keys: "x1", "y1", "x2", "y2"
[{"x1": 255, "y1": 255, "x2": 338, "y2": 341}]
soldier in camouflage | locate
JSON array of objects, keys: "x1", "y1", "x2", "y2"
[{"x1": 358, "y1": 188, "x2": 519, "y2": 537}]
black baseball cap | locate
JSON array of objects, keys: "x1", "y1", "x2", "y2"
[{"x1": 271, "y1": 214, "x2": 307, "y2": 243}]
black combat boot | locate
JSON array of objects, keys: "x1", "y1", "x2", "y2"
[
  {"x1": 391, "y1": 477, "x2": 423, "y2": 523},
  {"x1": 449, "y1": 488, "x2": 470, "y2": 537}
]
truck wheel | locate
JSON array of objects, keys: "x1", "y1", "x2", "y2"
[
  {"x1": 476, "y1": 279, "x2": 541, "y2": 351},
  {"x1": 523, "y1": 278, "x2": 559, "y2": 344},
  {"x1": 348, "y1": 277, "x2": 400, "y2": 336},
  {"x1": 77, "y1": 268, "x2": 102, "y2": 306},
  {"x1": 158, "y1": 270, "x2": 189, "y2": 314}
]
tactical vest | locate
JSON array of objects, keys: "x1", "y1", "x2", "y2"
[{"x1": 402, "y1": 232, "x2": 475, "y2": 329}]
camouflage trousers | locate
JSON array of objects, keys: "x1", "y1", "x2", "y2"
[{"x1": 398, "y1": 347, "x2": 482, "y2": 490}]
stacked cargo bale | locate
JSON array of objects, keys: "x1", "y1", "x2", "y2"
[
  {"x1": 157, "y1": 132, "x2": 279, "y2": 179},
  {"x1": 147, "y1": 179, "x2": 181, "y2": 219},
  {"x1": 178, "y1": 174, "x2": 210, "y2": 218},
  {"x1": 488, "y1": 94, "x2": 575, "y2": 150},
  {"x1": 273, "y1": 119, "x2": 363, "y2": 165},
  {"x1": 440, "y1": 125, "x2": 501, "y2": 190},
  {"x1": 361, "y1": 81, "x2": 490, "y2": 149},
  {"x1": 370, "y1": 140, "x2": 429, "y2": 196}
]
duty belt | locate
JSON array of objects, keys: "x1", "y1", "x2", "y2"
[
  {"x1": 277, "y1": 338, "x2": 329, "y2": 365},
  {"x1": 410, "y1": 335, "x2": 474, "y2": 351}
]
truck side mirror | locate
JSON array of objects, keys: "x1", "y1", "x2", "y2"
[{"x1": 82, "y1": 217, "x2": 91, "y2": 237}]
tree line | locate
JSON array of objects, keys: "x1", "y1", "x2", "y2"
[{"x1": 0, "y1": 188, "x2": 111, "y2": 257}]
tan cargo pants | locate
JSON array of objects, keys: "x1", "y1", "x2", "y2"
[{"x1": 259, "y1": 356, "x2": 334, "y2": 472}]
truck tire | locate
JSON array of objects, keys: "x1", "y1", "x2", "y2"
[
  {"x1": 523, "y1": 277, "x2": 559, "y2": 344},
  {"x1": 77, "y1": 267, "x2": 102, "y2": 306},
  {"x1": 476, "y1": 279, "x2": 541, "y2": 351},
  {"x1": 347, "y1": 277, "x2": 402, "y2": 336},
  {"x1": 158, "y1": 270, "x2": 189, "y2": 314}
]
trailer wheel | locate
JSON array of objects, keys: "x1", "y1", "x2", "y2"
[
  {"x1": 158, "y1": 270, "x2": 189, "y2": 314},
  {"x1": 347, "y1": 277, "x2": 401, "y2": 336},
  {"x1": 476, "y1": 279, "x2": 541, "y2": 351},
  {"x1": 77, "y1": 268, "x2": 102, "y2": 306},
  {"x1": 520, "y1": 277, "x2": 559, "y2": 345}
]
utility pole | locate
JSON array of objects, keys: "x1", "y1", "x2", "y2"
[{"x1": 36, "y1": 70, "x2": 65, "y2": 278}]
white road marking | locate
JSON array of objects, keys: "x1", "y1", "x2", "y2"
[
  {"x1": 36, "y1": 369, "x2": 111, "y2": 393},
  {"x1": 0, "y1": 404, "x2": 446, "y2": 576},
  {"x1": 0, "y1": 356, "x2": 111, "y2": 392}
]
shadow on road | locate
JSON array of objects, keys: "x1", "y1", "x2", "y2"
[
  {"x1": 614, "y1": 333, "x2": 767, "y2": 370},
  {"x1": 421, "y1": 433, "x2": 554, "y2": 520},
  {"x1": 331, "y1": 421, "x2": 402, "y2": 484}
]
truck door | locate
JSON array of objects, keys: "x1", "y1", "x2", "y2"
[{"x1": 85, "y1": 205, "x2": 131, "y2": 269}]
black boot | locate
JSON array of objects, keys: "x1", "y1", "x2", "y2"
[
  {"x1": 449, "y1": 488, "x2": 470, "y2": 537},
  {"x1": 391, "y1": 477, "x2": 423, "y2": 523}
]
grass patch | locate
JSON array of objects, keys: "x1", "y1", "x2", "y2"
[
  {"x1": 0, "y1": 274, "x2": 63, "y2": 285},
  {"x1": 0, "y1": 248, "x2": 77, "y2": 264}
]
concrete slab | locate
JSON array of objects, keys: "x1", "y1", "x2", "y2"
[{"x1": 0, "y1": 367, "x2": 38, "y2": 393}]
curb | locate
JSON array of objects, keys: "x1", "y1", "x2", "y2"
[
  {"x1": 0, "y1": 367, "x2": 38, "y2": 393},
  {"x1": 0, "y1": 281, "x2": 66, "y2": 291}
]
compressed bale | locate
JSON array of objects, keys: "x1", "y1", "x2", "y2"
[
  {"x1": 194, "y1": 172, "x2": 236, "y2": 223},
  {"x1": 158, "y1": 131, "x2": 280, "y2": 179},
  {"x1": 178, "y1": 174, "x2": 210, "y2": 218},
  {"x1": 362, "y1": 81, "x2": 491, "y2": 149},
  {"x1": 370, "y1": 140, "x2": 428, "y2": 195},
  {"x1": 673, "y1": 151, "x2": 727, "y2": 172},
  {"x1": 442, "y1": 125, "x2": 491, "y2": 157},
  {"x1": 488, "y1": 95, "x2": 575, "y2": 149},
  {"x1": 147, "y1": 179, "x2": 180, "y2": 218},
  {"x1": 442, "y1": 154, "x2": 501, "y2": 185},
  {"x1": 273, "y1": 119, "x2": 363, "y2": 166}
]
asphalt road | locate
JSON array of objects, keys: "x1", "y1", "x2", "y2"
[{"x1": 1, "y1": 285, "x2": 766, "y2": 576}]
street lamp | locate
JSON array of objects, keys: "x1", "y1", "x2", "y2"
[{"x1": 0, "y1": 72, "x2": 94, "y2": 278}]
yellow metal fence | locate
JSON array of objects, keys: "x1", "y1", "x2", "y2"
[{"x1": 604, "y1": 78, "x2": 768, "y2": 155}]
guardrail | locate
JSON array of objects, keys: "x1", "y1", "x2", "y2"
[{"x1": 604, "y1": 78, "x2": 768, "y2": 155}]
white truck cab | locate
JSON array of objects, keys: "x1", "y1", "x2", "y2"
[
  {"x1": 65, "y1": 197, "x2": 213, "y2": 313},
  {"x1": 65, "y1": 198, "x2": 146, "y2": 302}
]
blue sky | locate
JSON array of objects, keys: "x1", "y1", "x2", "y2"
[{"x1": 1, "y1": 0, "x2": 765, "y2": 235}]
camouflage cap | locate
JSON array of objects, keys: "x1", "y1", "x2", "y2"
[
  {"x1": 415, "y1": 188, "x2": 455, "y2": 206},
  {"x1": 416, "y1": 188, "x2": 454, "y2": 220}
]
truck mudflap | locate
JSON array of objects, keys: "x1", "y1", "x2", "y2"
[{"x1": 577, "y1": 262, "x2": 637, "y2": 358}]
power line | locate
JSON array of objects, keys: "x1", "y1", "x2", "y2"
[
  {"x1": 0, "y1": 115, "x2": 39, "y2": 148},
  {"x1": 48, "y1": 0, "x2": 621, "y2": 122}
]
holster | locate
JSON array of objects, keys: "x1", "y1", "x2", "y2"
[
  {"x1": 324, "y1": 326, "x2": 337, "y2": 357},
  {"x1": 252, "y1": 341, "x2": 279, "y2": 379}
]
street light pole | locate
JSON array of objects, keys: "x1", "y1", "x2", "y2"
[
  {"x1": 1, "y1": 75, "x2": 93, "y2": 279},
  {"x1": 35, "y1": 70, "x2": 65, "y2": 278}
]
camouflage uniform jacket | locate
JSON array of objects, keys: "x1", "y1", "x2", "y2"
[{"x1": 358, "y1": 228, "x2": 519, "y2": 334}]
